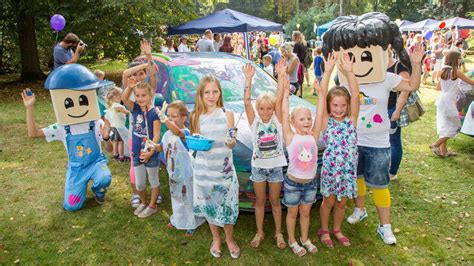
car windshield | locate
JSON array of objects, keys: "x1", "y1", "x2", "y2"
[{"x1": 170, "y1": 57, "x2": 275, "y2": 104}]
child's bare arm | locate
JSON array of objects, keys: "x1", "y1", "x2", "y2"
[
  {"x1": 122, "y1": 64, "x2": 147, "y2": 88},
  {"x1": 458, "y1": 70, "x2": 474, "y2": 85},
  {"x1": 121, "y1": 78, "x2": 137, "y2": 111},
  {"x1": 274, "y1": 59, "x2": 287, "y2": 123},
  {"x1": 21, "y1": 89, "x2": 45, "y2": 138},
  {"x1": 281, "y1": 75, "x2": 294, "y2": 144},
  {"x1": 312, "y1": 79, "x2": 327, "y2": 140},
  {"x1": 340, "y1": 52, "x2": 360, "y2": 125},
  {"x1": 242, "y1": 64, "x2": 256, "y2": 125},
  {"x1": 114, "y1": 106, "x2": 130, "y2": 115},
  {"x1": 100, "y1": 118, "x2": 110, "y2": 140},
  {"x1": 225, "y1": 111, "x2": 237, "y2": 149}
]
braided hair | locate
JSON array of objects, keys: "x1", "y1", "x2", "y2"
[{"x1": 322, "y1": 12, "x2": 411, "y2": 74}]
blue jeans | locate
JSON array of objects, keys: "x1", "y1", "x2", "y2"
[
  {"x1": 388, "y1": 107, "x2": 403, "y2": 176},
  {"x1": 357, "y1": 146, "x2": 390, "y2": 188},
  {"x1": 282, "y1": 177, "x2": 317, "y2": 207},
  {"x1": 250, "y1": 167, "x2": 284, "y2": 183}
]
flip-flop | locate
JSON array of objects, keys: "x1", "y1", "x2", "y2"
[
  {"x1": 446, "y1": 151, "x2": 458, "y2": 157},
  {"x1": 430, "y1": 145, "x2": 445, "y2": 158}
]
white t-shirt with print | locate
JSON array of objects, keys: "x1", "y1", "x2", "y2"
[
  {"x1": 109, "y1": 102, "x2": 127, "y2": 128},
  {"x1": 349, "y1": 73, "x2": 402, "y2": 148},
  {"x1": 250, "y1": 114, "x2": 287, "y2": 168},
  {"x1": 42, "y1": 120, "x2": 104, "y2": 152}
]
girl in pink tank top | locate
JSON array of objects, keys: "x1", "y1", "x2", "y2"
[{"x1": 281, "y1": 71, "x2": 322, "y2": 257}]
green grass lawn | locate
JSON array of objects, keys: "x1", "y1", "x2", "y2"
[{"x1": 0, "y1": 70, "x2": 473, "y2": 264}]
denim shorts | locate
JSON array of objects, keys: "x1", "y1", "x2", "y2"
[
  {"x1": 282, "y1": 177, "x2": 317, "y2": 207},
  {"x1": 132, "y1": 153, "x2": 160, "y2": 168},
  {"x1": 250, "y1": 167, "x2": 284, "y2": 183},
  {"x1": 356, "y1": 146, "x2": 390, "y2": 188}
]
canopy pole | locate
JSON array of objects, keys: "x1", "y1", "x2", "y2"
[{"x1": 244, "y1": 32, "x2": 250, "y2": 60}]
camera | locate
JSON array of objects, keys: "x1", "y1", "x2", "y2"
[{"x1": 79, "y1": 40, "x2": 87, "y2": 47}]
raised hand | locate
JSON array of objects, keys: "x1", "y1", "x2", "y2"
[
  {"x1": 340, "y1": 52, "x2": 354, "y2": 73},
  {"x1": 313, "y1": 79, "x2": 323, "y2": 94},
  {"x1": 242, "y1": 63, "x2": 256, "y2": 80},
  {"x1": 324, "y1": 52, "x2": 338, "y2": 72},
  {"x1": 21, "y1": 88, "x2": 36, "y2": 108},
  {"x1": 410, "y1": 43, "x2": 424, "y2": 64},
  {"x1": 127, "y1": 77, "x2": 138, "y2": 88},
  {"x1": 155, "y1": 101, "x2": 168, "y2": 123},
  {"x1": 225, "y1": 127, "x2": 238, "y2": 146},
  {"x1": 275, "y1": 59, "x2": 287, "y2": 76},
  {"x1": 140, "y1": 39, "x2": 152, "y2": 55}
]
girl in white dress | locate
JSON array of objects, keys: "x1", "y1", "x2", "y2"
[
  {"x1": 431, "y1": 50, "x2": 474, "y2": 157},
  {"x1": 190, "y1": 76, "x2": 240, "y2": 259}
]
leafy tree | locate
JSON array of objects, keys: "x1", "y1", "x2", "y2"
[
  {"x1": 285, "y1": 4, "x2": 337, "y2": 40},
  {"x1": 0, "y1": 0, "x2": 196, "y2": 81}
]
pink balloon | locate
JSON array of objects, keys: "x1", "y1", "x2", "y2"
[{"x1": 50, "y1": 14, "x2": 66, "y2": 31}]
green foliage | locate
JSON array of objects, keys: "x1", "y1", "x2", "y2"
[
  {"x1": 0, "y1": 0, "x2": 196, "y2": 72},
  {"x1": 284, "y1": 4, "x2": 337, "y2": 40}
]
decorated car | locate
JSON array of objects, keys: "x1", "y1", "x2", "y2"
[{"x1": 135, "y1": 52, "x2": 323, "y2": 211}]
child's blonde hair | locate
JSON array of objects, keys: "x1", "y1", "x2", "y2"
[
  {"x1": 133, "y1": 82, "x2": 154, "y2": 97},
  {"x1": 440, "y1": 50, "x2": 461, "y2": 81},
  {"x1": 262, "y1": 54, "x2": 272, "y2": 62},
  {"x1": 168, "y1": 100, "x2": 188, "y2": 117},
  {"x1": 256, "y1": 91, "x2": 276, "y2": 109},
  {"x1": 106, "y1": 87, "x2": 123, "y2": 108},
  {"x1": 190, "y1": 76, "x2": 224, "y2": 134},
  {"x1": 290, "y1": 106, "x2": 311, "y2": 121},
  {"x1": 94, "y1": 69, "x2": 105, "y2": 79},
  {"x1": 327, "y1": 86, "x2": 351, "y2": 117}
]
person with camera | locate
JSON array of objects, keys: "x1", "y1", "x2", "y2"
[{"x1": 53, "y1": 33, "x2": 86, "y2": 69}]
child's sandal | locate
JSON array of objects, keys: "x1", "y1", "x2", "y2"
[
  {"x1": 274, "y1": 233, "x2": 287, "y2": 249},
  {"x1": 300, "y1": 238, "x2": 318, "y2": 253},
  {"x1": 289, "y1": 241, "x2": 307, "y2": 257},
  {"x1": 332, "y1": 230, "x2": 351, "y2": 247},
  {"x1": 318, "y1": 229, "x2": 334, "y2": 248},
  {"x1": 250, "y1": 233, "x2": 264, "y2": 248}
]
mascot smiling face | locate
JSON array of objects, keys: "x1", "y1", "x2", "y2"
[
  {"x1": 322, "y1": 12, "x2": 411, "y2": 85},
  {"x1": 45, "y1": 64, "x2": 109, "y2": 125}
]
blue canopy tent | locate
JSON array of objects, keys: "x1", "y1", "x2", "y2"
[
  {"x1": 168, "y1": 8, "x2": 283, "y2": 35},
  {"x1": 316, "y1": 20, "x2": 335, "y2": 37},
  {"x1": 400, "y1": 19, "x2": 439, "y2": 32},
  {"x1": 168, "y1": 9, "x2": 283, "y2": 59},
  {"x1": 426, "y1": 17, "x2": 474, "y2": 30}
]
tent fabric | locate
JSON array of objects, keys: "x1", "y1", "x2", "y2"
[
  {"x1": 399, "y1": 20, "x2": 413, "y2": 28},
  {"x1": 317, "y1": 20, "x2": 334, "y2": 36},
  {"x1": 427, "y1": 17, "x2": 474, "y2": 30},
  {"x1": 400, "y1": 19, "x2": 439, "y2": 31},
  {"x1": 168, "y1": 8, "x2": 283, "y2": 35}
]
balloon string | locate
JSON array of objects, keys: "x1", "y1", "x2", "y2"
[{"x1": 54, "y1": 31, "x2": 59, "y2": 44}]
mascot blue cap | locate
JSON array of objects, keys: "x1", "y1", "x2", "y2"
[{"x1": 45, "y1": 64, "x2": 113, "y2": 91}]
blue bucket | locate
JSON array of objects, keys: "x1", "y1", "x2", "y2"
[{"x1": 185, "y1": 135, "x2": 215, "y2": 151}]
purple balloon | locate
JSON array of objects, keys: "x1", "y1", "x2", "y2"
[{"x1": 50, "y1": 14, "x2": 66, "y2": 32}]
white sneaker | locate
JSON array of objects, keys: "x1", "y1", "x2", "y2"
[
  {"x1": 347, "y1": 208, "x2": 368, "y2": 224},
  {"x1": 389, "y1": 174, "x2": 398, "y2": 181},
  {"x1": 133, "y1": 203, "x2": 147, "y2": 216},
  {"x1": 131, "y1": 194, "x2": 141, "y2": 208},
  {"x1": 377, "y1": 224, "x2": 397, "y2": 245},
  {"x1": 137, "y1": 206, "x2": 157, "y2": 218}
]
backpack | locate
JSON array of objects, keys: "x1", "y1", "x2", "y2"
[{"x1": 303, "y1": 46, "x2": 313, "y2": 68}]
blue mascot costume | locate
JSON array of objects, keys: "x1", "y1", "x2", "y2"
[{"x1": 44, "y1": 64, "x2": 113, "y2": 211}]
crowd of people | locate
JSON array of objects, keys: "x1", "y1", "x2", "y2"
[{"x1": 30, "y1": 14, "x2": 473, "y2": 260}]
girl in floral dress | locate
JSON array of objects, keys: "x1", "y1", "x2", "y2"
[
  {"x1": 316, "y1": 52, "x2": 360, "y2": 247},
  {"x1": 189, "y1": 76, "x2": 240, "y2": 259}
]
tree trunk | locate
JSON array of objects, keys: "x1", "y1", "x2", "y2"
[{"x1": 16, "y1": 0, "x2": 45, "y2": 82}]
